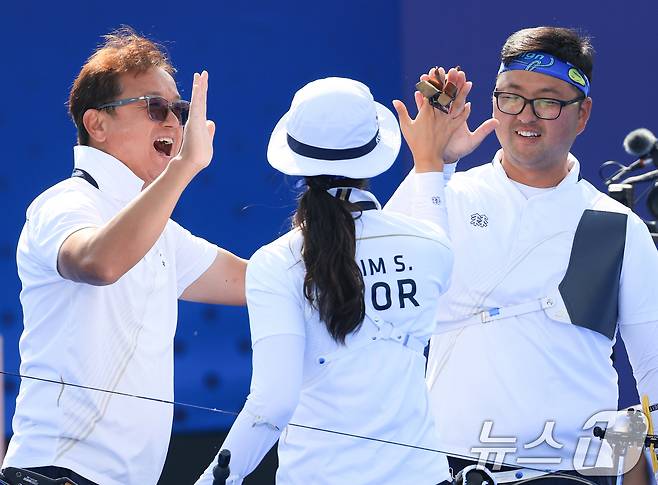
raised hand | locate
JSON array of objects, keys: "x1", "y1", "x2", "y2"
[
  {"x1": 174, "y1": 71, "x2": 216, "y2": 172},
  {"x1": 393, "y1": 67, "x2": 471, "y2": 173},
  {"x1": 417, "y1": 67, "x2": 499, "y2": 164}
]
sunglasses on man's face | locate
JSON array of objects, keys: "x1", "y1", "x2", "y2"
[{"x1": 96, "y1": 95, "x2": 190, "y2": 125}]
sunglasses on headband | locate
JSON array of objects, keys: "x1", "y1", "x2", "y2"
[{"x1": 96, "y1": 95, "x2": 190, "y2": 125}]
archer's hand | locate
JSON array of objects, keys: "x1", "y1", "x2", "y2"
[
  {"x1": 419, "y1": 66, "x2": 499, "y2": 164},
  {"x1": 393, "y1": 67, "x2": 471, "y2": 173}
]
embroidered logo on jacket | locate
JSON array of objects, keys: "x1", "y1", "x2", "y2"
[{"x1": 470, "y1": 213, "x2": 488, "y2": 227}]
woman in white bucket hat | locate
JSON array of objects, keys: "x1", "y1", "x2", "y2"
[{"x1": 197, "y1": 75, "x2": 469, "y2": 485}]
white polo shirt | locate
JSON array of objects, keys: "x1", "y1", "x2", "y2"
[
  {"x1": 3, "y1": 146, "x2": 218, "y2": 485},
  {"x1": 386, "y1": 152, "x2": 658, "y2": 469},
  {"x1": 197, "y1": 188, "x2": 453, "y2": 485}
]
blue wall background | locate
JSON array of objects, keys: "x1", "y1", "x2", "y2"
[{"x1": 1, "y1": 0, "x2": 656, "y2": 442}]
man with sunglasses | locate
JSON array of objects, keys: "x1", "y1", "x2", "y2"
[
  {"x1": 389, "y1": 26, "x2": 658, "y2": 484},
  {"x1": 2, "y1": 28, "x2": 246, "y2": 485}
]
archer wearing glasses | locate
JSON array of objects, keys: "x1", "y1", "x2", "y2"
[
  {"x1": 2, "y1": 27, "x2": 247, "y2": 485},
  {"x1": 492, "y1": 91, "x2": 584, "y2": 120},
  {"x1": 387, "y1": 26, "x2": 658, "y2": 485}
]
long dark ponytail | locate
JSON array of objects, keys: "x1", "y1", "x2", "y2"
[{"x1": 294, "y1": 175, "x2": 367, "y2": 344}]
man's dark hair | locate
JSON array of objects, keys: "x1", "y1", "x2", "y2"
[
  {"x1": 501, "y1": 26, "x2": 594, "y2": 82},
  {"x1": 68, "y1": 26, "x2": 175, "y2": 145}
]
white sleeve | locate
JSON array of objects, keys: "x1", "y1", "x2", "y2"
[
  {"x1": 618, "y1": 215, "x2": 658, "y2": 326},
  {"x1": 618, "y1": 321, "x2": 658, "y2": 428},
  {"x1": 617, "y1": 215, "x2": 658, "y2": 435},
  {"x1": 27, "y1": 188, "x2": 103, "y2": 273},
  {"x1": 168, "y1": 220, "x2": 220, "y2": 297},
  {"x1": 411, "y1": 172, "x2": 449, "y2": 232},
  {"x1": 195, "y1": 334, "x2": 305, "y2": 485},
  {"x1": 384, "y1": 169, "x2": 451, "y2": 233},
  {"x1": 246, "y1": 244, "x2": 306, "y2": 344}
]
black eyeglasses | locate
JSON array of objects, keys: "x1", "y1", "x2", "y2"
[
  {"x1": 493, "y1": 91, "x2": 584, "y2": 120},
  {"x1": 96, "y1": 95, "x2": 190, "y2": 125}
]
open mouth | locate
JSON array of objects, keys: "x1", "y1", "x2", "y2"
[
  {"x1": 153, "y1": 137, "x2": 174, "y2": 157},
  {"x1": 515, "y1": 130, "x2": 541, "y2": 138}
]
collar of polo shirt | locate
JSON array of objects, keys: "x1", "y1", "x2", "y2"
[
  {"x1": 73, "y1": 146, "x2": 145, "y2": 202},
  {"x1": 326, "y1": 187, "x2": 382, "y2": 210},
  {"x1": 493, "y1": 149, "x2": 581, "y2": 192}
]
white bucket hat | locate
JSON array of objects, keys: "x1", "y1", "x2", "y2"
[{"x1": 267, "y1": 77, "x2": 401, "y2": 178}]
